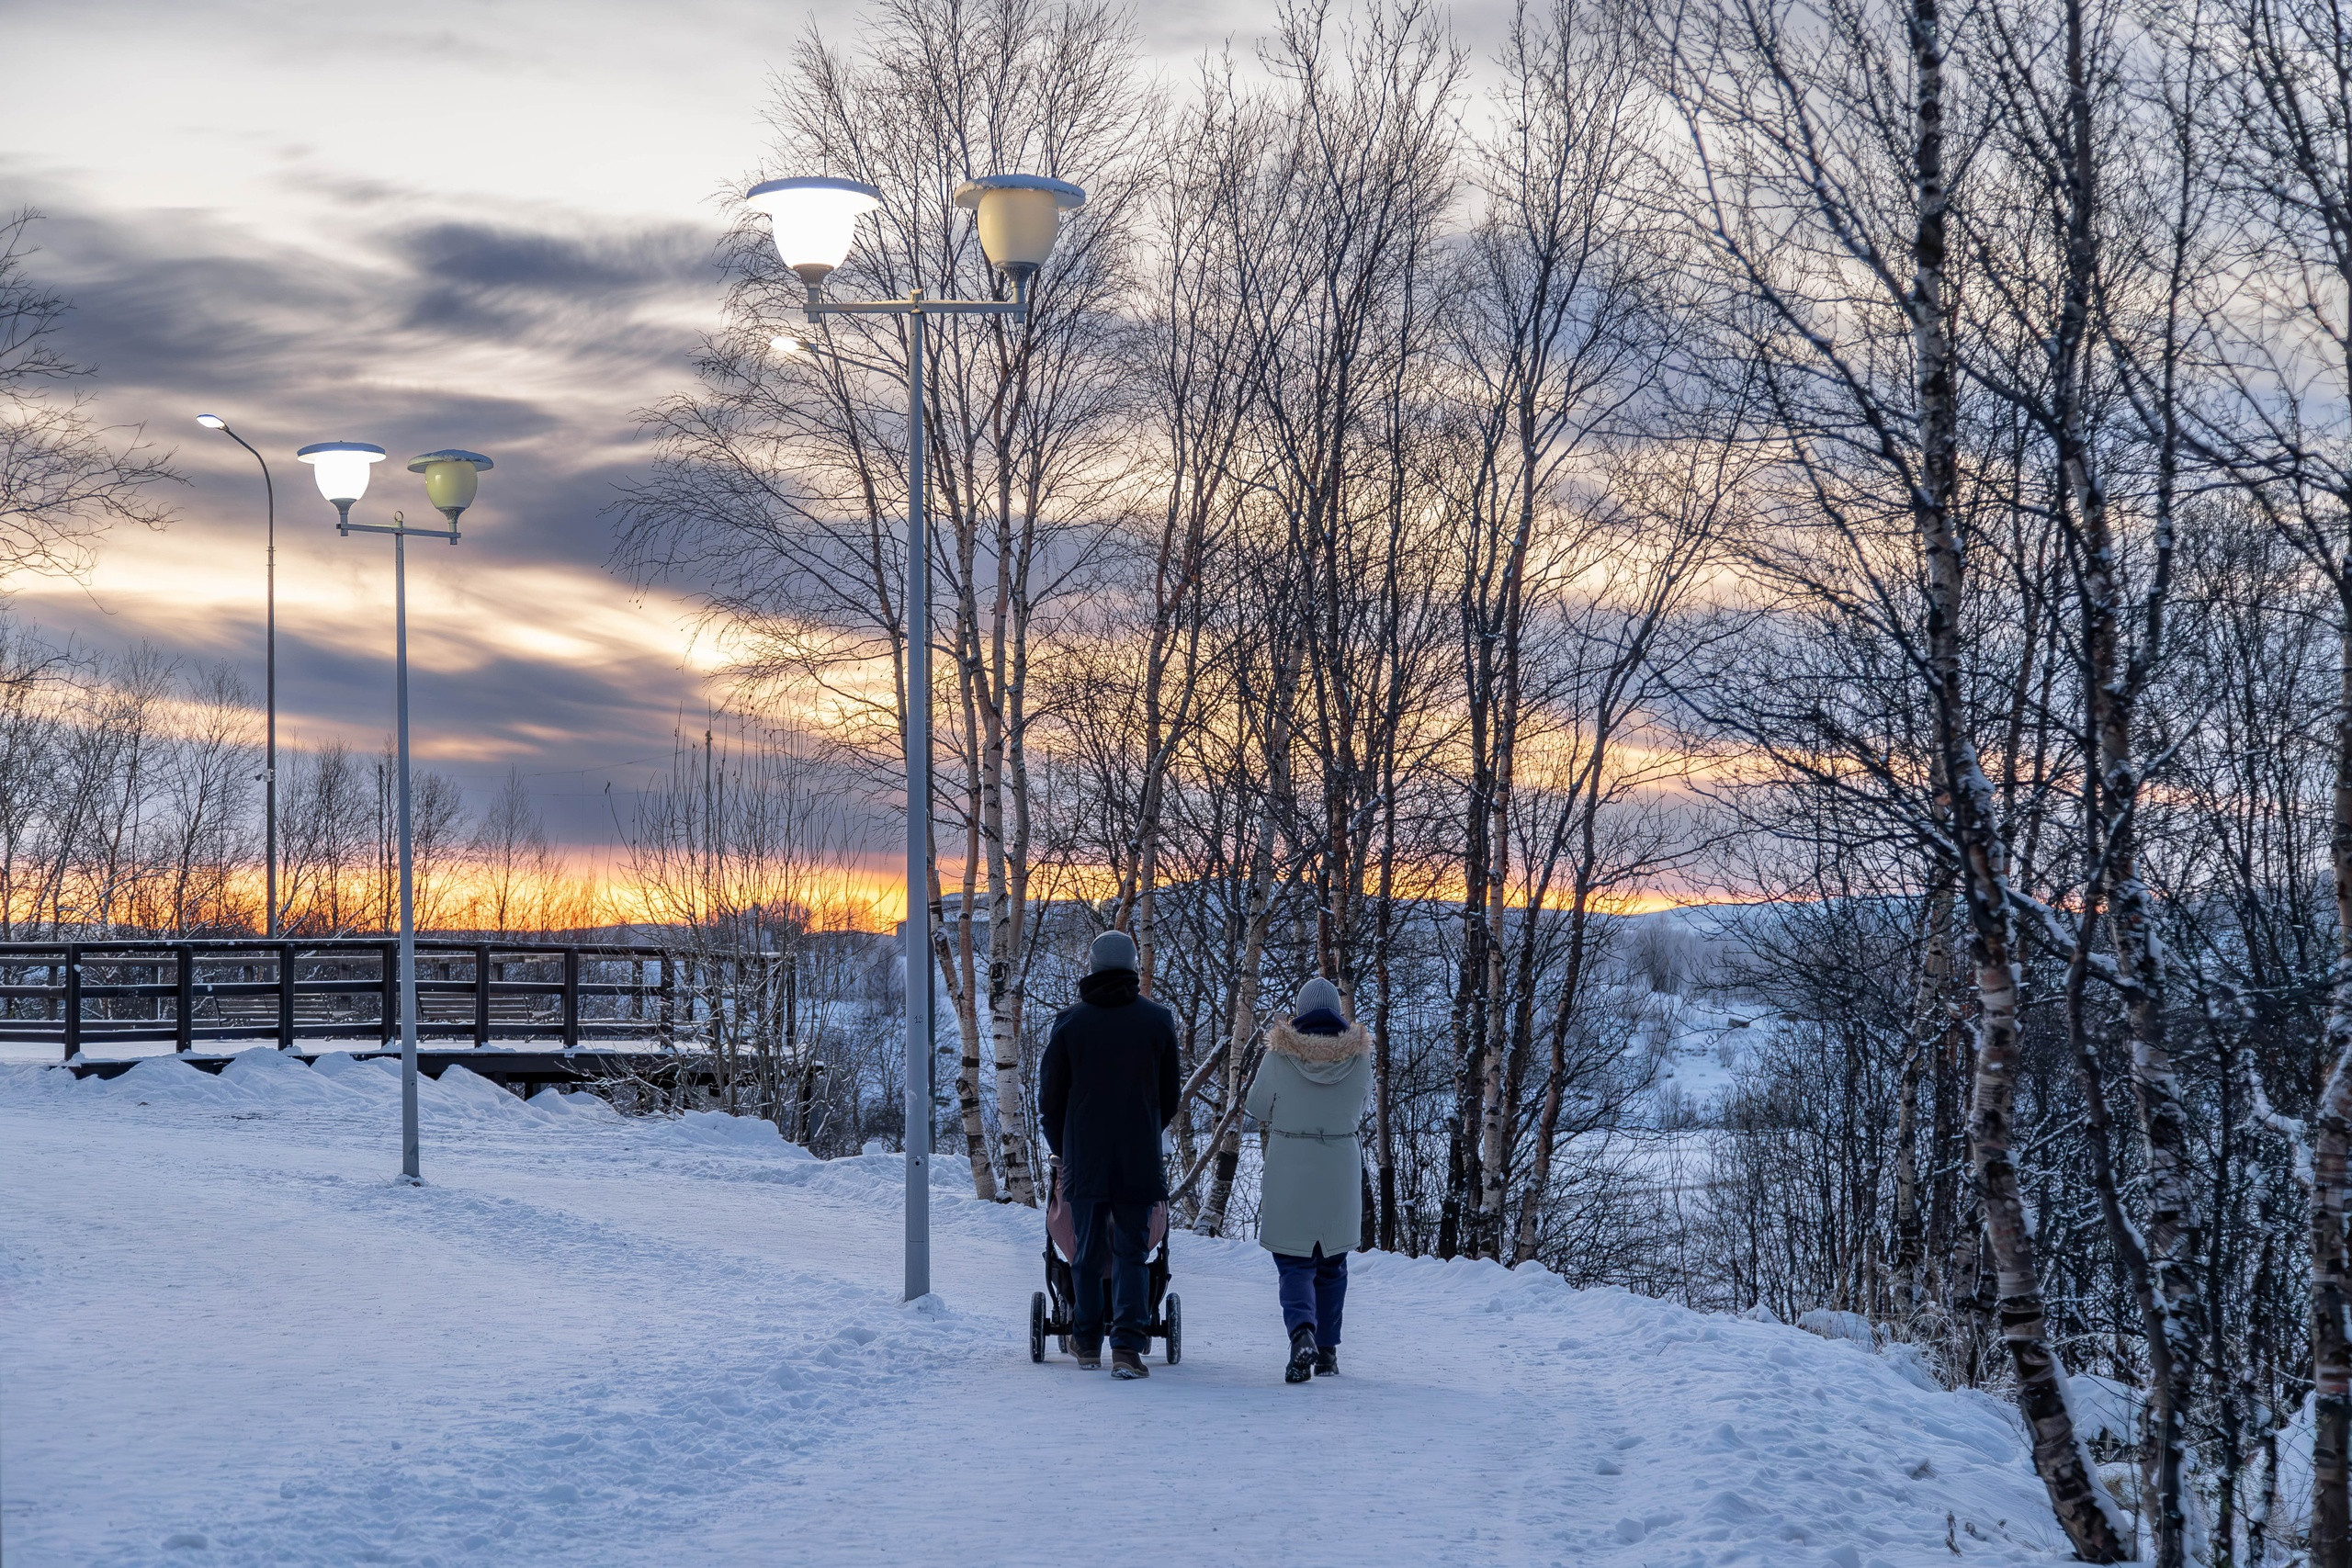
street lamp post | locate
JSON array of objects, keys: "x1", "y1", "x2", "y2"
[
  {"x1": 746, "y1": 170, "x2": 1085, "y2": 1301},
  {"x1": 294, "y1": 440, "x2": 493, "y2": 1184},
  {"x1": 195, "y1": 414, "x2": 280, "y2": 942}
]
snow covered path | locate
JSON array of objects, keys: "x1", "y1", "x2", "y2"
[{"x1": 4, "y1": 1053, "x2": 2073, "y2": 1566}]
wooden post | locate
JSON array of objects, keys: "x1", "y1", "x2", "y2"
[
  {"x1": 276, "y1": 942, "x2": 296, "y2": 1049},
  {"x1": 175, "y1": 943, "x2": 194, "y2": 1053},
  {"x1": 562, "y1": 947, "x2": 581, "y2": 1048},
  {"x1": 62, "y1": 944, "x2": 81, "y2": 1061},
  {"x1": 475, "y1": 942, "x2": 492, "y2": 1048},
  {"x1": 660, "y1": 953, "x2": 675, "y2": 1050},
  {"x1": 380, "y1": 942, "x2": 397, "y2": 1044}
]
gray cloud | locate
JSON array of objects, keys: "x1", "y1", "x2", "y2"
[
  {"x1": 395, "y1": 221, "x2": 707, "y2": 295},
  {"x1": 0, "y1": 167, "x2": 733, "y2": 852}
]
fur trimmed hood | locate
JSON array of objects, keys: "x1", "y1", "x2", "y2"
[{"x1": 1266, "y1": 1019, "x2": 1371, "y2": 1066}]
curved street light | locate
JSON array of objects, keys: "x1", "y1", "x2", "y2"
[
  {"x1": 746, "y1": 166, "x2": 1086, "y2": 1300},
  {"x1": 195, "y1": 414, "x2": 282, "y2": 942},
  {"x1": 294, "y1": 439, "x2": 493, "y2": 1185}
]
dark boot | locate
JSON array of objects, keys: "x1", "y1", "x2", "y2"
[
  {"x1": 1314, "y1": 1347, "x2": 1340, "y2": 1377},
  {"x1": 1284, "y1": 1325, "x2": 1317, "y2": 1383},
  {"x1": 1074, "y1": 1336, "x2": 1102, "y2": 1371},
  {"x1": 1111, "y1": 1347, "x2": 1149, "y2": 1380}
]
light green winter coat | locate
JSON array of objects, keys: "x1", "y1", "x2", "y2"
[{"x1": 1245, "y1": 1020, "x2": 1372, "y2": 1257}]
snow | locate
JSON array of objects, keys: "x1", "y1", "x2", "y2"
[
  {"x1": 1797, "y1": 1309, "x2": 1880, "y2": 1348},
  {"x1": 3, "y1": 1054, "x2": 2076, "y2": 1566}
]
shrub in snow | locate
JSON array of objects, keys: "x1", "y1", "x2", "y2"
[
  {"x1": 669, "y1": 1109, "x2": 813, "y2": 1156},
  {"x1": 2065, "y1": 1372, "x2": 2137, "y2": 1448},
  {"x1": 1878, "y1": 1341, "x2": 1943, "y2": 1393},
  {"x1": 1794, "y1": 1307, "x2": 1876, "y2": 1348}
]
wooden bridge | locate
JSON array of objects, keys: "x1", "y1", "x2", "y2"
[{"x1": 0, "y1": 937, "x2": 710, "y2": 1058}]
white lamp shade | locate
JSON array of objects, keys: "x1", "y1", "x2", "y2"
[
  {"x1": 296, "y1": 441, "x2": 388, "y2": 505},
  {"x1": 407, "y1": 448, "x2": 494, "y2": 517},
  {"x1": 746, "y1": 175, "x2": 882, "y2": 278},
  {"x1": 953, "y1": 175, "x2": 1086, "y2": 274}
]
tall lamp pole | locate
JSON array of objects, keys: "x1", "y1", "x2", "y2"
[
  {"x1": 195, "y1": 414, "x2": 279, "y2": 940},
  {"x1": 745, "y1": 171, "x2": 1086, "y2": 1301},
  {"x1": 294, "y1": 440, "x2": 493, "y2": 1184}
]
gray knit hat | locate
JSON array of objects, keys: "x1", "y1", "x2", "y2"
[
  {"x1": 1088, "y1": 931, "x2": 1139, "y2": 976},
  {"x1": 1293, "y1": 976, "x2": 1345, "y2": 1019}
]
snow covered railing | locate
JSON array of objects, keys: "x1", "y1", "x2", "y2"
[
  {"x1": 0, "y1": 938, "x2": 756, "y2": 1060},
  {"x1": 56, "y1": 1046, "x2": 718, "y2": 1103}
]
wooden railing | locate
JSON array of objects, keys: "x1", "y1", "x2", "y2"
[{"x1": 0, "y1": 938, "x2": 718, "y2": 1058}]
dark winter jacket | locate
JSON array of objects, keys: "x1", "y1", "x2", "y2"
[{"x1": 1037, "y1": 968, "x2": 1181, "y2": 1203}]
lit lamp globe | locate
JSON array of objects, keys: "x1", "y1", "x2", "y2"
[
  {"x1": 746, "y1": 175, "x2": 883, "y2": 288},
  {"x1": 295, "y1": 441, "x2": 388, "y2": 524},
  {"x1": 408, "y1": 449, "x2": 494, "y2": 525},
  {"x1": 951, "y1": 175, "x2": 1086, "y2": 284}
]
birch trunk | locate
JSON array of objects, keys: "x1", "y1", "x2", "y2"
[
  {"x1": 978, "y1": 515, "x2": 1020, "y2": 1201},
  {"x1": 980, "y1": 471, "x2": 1037, "y2": 1208},
  {"x1": 1474, "y1": 464, "x2": 1535, "y2": 1258},
  {"x1": 1913, "y1": 0, "x2": 2123, "y2": 1551},
  {"x1": 1373, "y1": 766, "x2": 1400, "y2": 1252},
  {"x1": 2313, "y1": 601, "x2": 2352, "y2": 1568},
  {"x1": 914, "y1": 578, "x2": 991, "y2": 1197},
  {"x1": 1894, "y1": 869, "x2": 1951, "y2": 1317},
  {"x1": 933, "y1": 874, "x2": 994, "y2": 1200},
  {"x1": 2055, "y1": 0, "x2": 2197, "y2": 1542},
  {"x1": 1196, "y1": 634, "x2": 1301, "y2": 1237},
  {"x1": 1194, "y1": 811, "x2": 1277, "y2": 1237},
  {"x1": 947, "y1": 1008, "x2": 990, "y2": 1189},
  {"x1": 2316, "y1": 1048, "x2": 2352, "y2": 1568},
  {"x1": 1966, "y1": 891, "x2": 2127, "y2": 1562},
  {"x1": 2085, "y1": 463, "x2": 2198, "y2": 1568},
  {"x1": 1511, "y1": 877, "x2": 1594, "y2": 1266}
]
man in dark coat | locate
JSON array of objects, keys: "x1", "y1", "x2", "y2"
[{"x1": 1036, "y1": 931, "x2": 1181, "y2": 1380}]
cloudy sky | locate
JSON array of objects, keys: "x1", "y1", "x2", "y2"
[{"x1": 0, "y1": 0, "x2": 1516, "y2": 870}]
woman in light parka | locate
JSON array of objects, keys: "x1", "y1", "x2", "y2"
[{"x1": 1245, "y1": 976, "x2": 1372, "y2": 1383}]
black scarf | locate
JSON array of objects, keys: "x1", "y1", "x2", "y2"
[{"x1": 1078, "y1": 967, "x2": 1140, "y2": 1008}]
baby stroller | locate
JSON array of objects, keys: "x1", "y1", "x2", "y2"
[{"x1": 1029, "y1": 1160, "x2": 1182, "y2": 1364}]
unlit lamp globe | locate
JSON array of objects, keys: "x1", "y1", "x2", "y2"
[
  {"x1": 408, "y1": 449, "x2": 494, "y2": 522},
  {"x1": 746, "y1": 175, "x2": 883, "y2": 283},
  {"x1": 952, "y1": 175, "x2": 1086, "y2": 279},
  {"x1": 295, "y1": 441, "x2": 388, "y2": 505}
]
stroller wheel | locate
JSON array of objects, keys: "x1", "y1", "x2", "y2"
[
  {"x1": 1057, "y1": 1335, "x2": 1070, "y2": 1354},
  {"x1": 1030, "y1": 1292, "x2": 1046, "y2": 1363},
  {"x1": 1164, "y1": 1292, "x2": 1182, "y2": 1365}
]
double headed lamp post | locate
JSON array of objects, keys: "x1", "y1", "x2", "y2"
[
  {"x1": 744, "y1": 171, "x2": 1084, "y2": 1300},
  {"x1": 293, "y1": 440, "x2": 493, "y2": 1185}
]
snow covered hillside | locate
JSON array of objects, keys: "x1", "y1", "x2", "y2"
[{"x1": 5, "y1": 1052, "x2": 2075, "y2": 1567}]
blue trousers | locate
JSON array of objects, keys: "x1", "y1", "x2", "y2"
[
  {"x1": 1071, "y1": 1200, "x2": 1152, "y2": 1353},
  {"x1": 1273, "y1": 1245, "x2": 1348, "y2": 1348}
]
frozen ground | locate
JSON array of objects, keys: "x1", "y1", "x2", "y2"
[{"x1": 5, "y1": 1051, "x2": 2075, "y2": 1567}]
